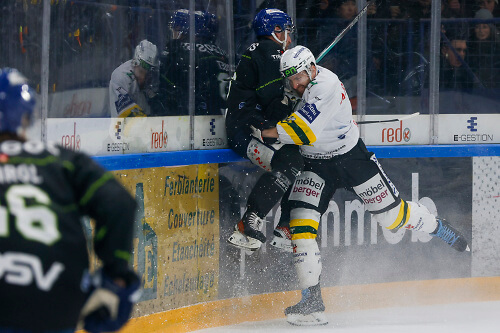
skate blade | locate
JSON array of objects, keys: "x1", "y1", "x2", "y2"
[
  {"x1": 227, "y1": 230, "x2": 262, "y2": 251},
  {"x1": 286, "y1": 312, "x2": 328, "y2": 326},
  {"x1": 270, "y1": 237, "x2": 293, "y2": 253}
]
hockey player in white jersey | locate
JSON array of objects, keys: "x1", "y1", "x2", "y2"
[
  {"x1": 109, "y1": 39, "x2": 159, "y2": 117},
  {"x1": 261, "y1": 45, "x2": 470, "y2": 326}
]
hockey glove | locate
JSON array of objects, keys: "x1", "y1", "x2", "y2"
[
  {"x1": 266, "y1": 96, "x2": 294, "y2": 123},
  {"x1": 79, "y1": 269, "x2": 142, "y2": 333},
  {"x1": 249, "y1": 112, "x2": 276, "y2": 131}
]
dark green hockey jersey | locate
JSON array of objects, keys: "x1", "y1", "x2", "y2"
[{"x1": 0, "y1": 140, "x2": 137, "y2": 331}]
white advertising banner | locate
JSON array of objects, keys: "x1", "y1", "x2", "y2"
[
  {"x1": 47, "y1": 118, "x2": 124, "y2": 155},
  {"x1": 48, "y1": 88, "x2": 109, "y2": 118},
  {"x1": 437, "y1": 114, "x2": 500, "y2": 144},
  {"x1": 361, "y1": 114, "x2": 430, "y2": 145},
  {"x1": 122, "y1": 116, "x2": 190, "y2": 153},
  {"x1": 193, "y1": 115, "x2": 228, "y2": 149},
  {"x1": 47, "y1": 117, "x2": 191, "y2": 155}
]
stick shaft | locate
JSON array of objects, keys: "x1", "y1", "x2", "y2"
[
  {"x1": 357, "y1": 112, "x2": 420, "y2": 124},
  {"x1": 316, "y1": 2, "x2": 372, "y2": 63}
]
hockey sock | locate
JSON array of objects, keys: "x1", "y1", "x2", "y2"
[
  {"x1": 290, "y1": 208, "x2": 322, "y2": 289},
  {"x1": 292, "y1": 238, "x2": 322, "y2": 289},
  {"x1": 246, "y1": 171, "x2": 291, "y2": 218}
]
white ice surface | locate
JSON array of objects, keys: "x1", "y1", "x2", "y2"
[{"x1": 194, "y1": 301, "x2": 500, "y2": 333}]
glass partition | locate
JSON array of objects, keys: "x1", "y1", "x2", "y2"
[{"x1": 1, "y1": 0, "x2": 498, "y2": 153}]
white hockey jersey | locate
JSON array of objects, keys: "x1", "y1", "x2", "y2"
[
  {"x1": 276, "y1": 66, "x2": 359, "y2": 159},
  {"x1": 109, "y1": 60, "x2": 149, "y2": 117}
]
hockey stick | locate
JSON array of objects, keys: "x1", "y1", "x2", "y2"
[
  {"x1": 316, "y1": 1, "x2": 373, "y2": 63},
  {"x1": 356, "y1": 112, "x2": 420, "y2": 125}
]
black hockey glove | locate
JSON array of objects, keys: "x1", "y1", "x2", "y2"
[
  {"x1": 266, "y1": 96, "x2": 293, "y2": 122},
  {"x1": 249, "y1": 112, "x2": 277, "y2": 131},
  {"x1": 79, "y1": 269, "x2": 141, "y2": 333}
]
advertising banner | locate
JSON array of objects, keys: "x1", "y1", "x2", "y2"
[
  {"x1": 193, "y1": 115, "x2": 228, "y2": 149},
  {"x1": 438, "y1": 114, "x2": 499, "y2": 144},
  {"x1": 48, "y1": 87, "x2": 109, "y2": 118},
  {"x1": 111, "y1": 165, "x2": 220, "y2": 316},
  {"x1": 46, "y1": 116, "x2": 191, "y2": 156},
  {"x1": 218, "y1": 157, "x2": 473, "y2": 298},
  {"x1": 46, "y1": 118, "x2": 125, "y2": 155},
  {"x1": 362, "y1": 114, "x2": 430, "y2": 145},
  {"x1": 121, "y1": 116, "x2": 190, "y2": 153}
]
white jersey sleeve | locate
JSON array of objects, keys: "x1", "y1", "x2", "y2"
[
  {"x1": 276, "y1": 66, "x2": 359, "y2": 158},
  {"x1": 109, "y1": 60, "x2": 145, "y2": 118}
]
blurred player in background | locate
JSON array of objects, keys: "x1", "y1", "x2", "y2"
[
  {"x1": 0, "y1": 68, "x2": 140, "y2": 332},
  {"x1": 225, "y1": 8, "x2": 302, "y2": 252},
  {"x1": 109, "y1": 39, "x2": 160, "y2": 117},
  {"x1": 261, "y1": 46, "x2": 470, "y2": 326},
  {"x1": 157, "y1": 9, "x2": 230, "y2": 116}
]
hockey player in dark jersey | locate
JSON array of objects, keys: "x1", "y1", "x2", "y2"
[
  {"x1": 0, "y1": 68, "x2": 140, "y2": 333},
  {"x1": 225, "y1": 8, "x2": 303, "y2": 252},
  {"x1": 155, "y1": 9, "x2": 230, "y2": 116}
]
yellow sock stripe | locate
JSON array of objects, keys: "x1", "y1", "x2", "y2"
[
  {"x1": 387, "y1": 199, "x2": 410, "y2": 230},
  {"x1": 290, "y1": 218, "x2": 319, "y2": 240},
  {"x1": 291, "y1": 233, "x2": 317, "y2": 240},
  {"x1": 290, "y1": 218, "x2": 320, "y2": 230}
]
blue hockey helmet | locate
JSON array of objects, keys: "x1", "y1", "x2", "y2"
[
  {"x1": 252, "y1": 8, "x2": 294, "y2": 36},
  {"x1": 196, "y1": 12, "x2": 219, "y2": 41},
  {"x1": 169, "y1": 9, "x2": 190, "y2": 36},
  {"x1": 169, "y1": 9, "x2": 218, "y2": 41},
  {"x1": 0, "y1": 68, "x2": 36, "y2": 134}
]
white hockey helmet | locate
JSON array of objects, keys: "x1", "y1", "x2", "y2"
[
  {"x1": 133, "y1": 39, "x2": 159, "y2": 70},
  {"x1": 280, "y1": 45, "x2": 316, "y2": 80}
]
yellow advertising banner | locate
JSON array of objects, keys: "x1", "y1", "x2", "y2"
[{"x1": 111, "y1": 164, "x2": 220, "y2": 317}]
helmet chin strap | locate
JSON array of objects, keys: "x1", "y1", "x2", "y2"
[{"x1": 271, "y1": 30, "x2": 288, "y2": 51}]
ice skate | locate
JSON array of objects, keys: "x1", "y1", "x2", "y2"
[
  {"x1": 270, "y1": 226, "x2": 292, "y2": 252},
  {"x1": 430, "y1": 218, "x2": 470, "y2": 252},
  {"x1": 285, "y1": 283, "x2": 328, "y2": 326},
  {"x1": 227, "y1": 211, "x2": 266, "y2": 251}
]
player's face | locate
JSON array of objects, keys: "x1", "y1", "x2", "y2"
[
  {"x1": 133, "y1": 66, "x2": 148, "y2": 87},
  {"x1": 287, "y1": 70, "x2": 310, "y2": 97},
  {"x1": 274, "y1": 28, "x2": 292, "y2": 49}
]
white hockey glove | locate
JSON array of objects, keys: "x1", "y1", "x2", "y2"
[{"x1": 79, "y1": 269, "x2": 141, "y2": 333}]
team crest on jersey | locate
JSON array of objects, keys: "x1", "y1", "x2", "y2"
[{"x1": 297, "y1": 103, "x2": 320, "y2": 123}]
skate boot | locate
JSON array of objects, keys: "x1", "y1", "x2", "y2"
[
  {"x1": 430, "y1": 218, "x2": 470, "y2": 252},
  {"x1": 270, "y1": 226, "x2": 292, "y2": 252},
  {"x1": 227, "y1": 211, "x2": 266, "y2": 251},
  {"x1": 285, "y1": 283, "x2": 328, "y2": 326}
]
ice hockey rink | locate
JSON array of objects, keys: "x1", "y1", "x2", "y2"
[{"x1": 194, "y1": 300, "x2": 500, "y2": 333}]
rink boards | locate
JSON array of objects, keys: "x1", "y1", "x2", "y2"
[{"x1": 81, "y1": 146, "x2": 499, "y2": 332}]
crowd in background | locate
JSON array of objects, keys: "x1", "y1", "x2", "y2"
[{"x1": 1, "y1": 0, "x2": 499, "y2": 117}]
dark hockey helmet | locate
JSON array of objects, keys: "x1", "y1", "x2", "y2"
[
  {"x1": 169, "y1": 9, "x2": 190, "y2": 36},
  {"x1": 196, "y1": 12, "x2": 219, "y2": 41},
  {"x1": 252, "y1": 8, "x2": 294, "y2": 36},
  {"x1": 0, "y1": 68, "x2": 36, "y2": 134},
  {"x1": 169, "y1": 9, "x2": 218, "y2": 41}
]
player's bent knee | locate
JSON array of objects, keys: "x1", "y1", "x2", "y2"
[{"x1": 271, "y1": 145, "x2": 304, "y2": 179}]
